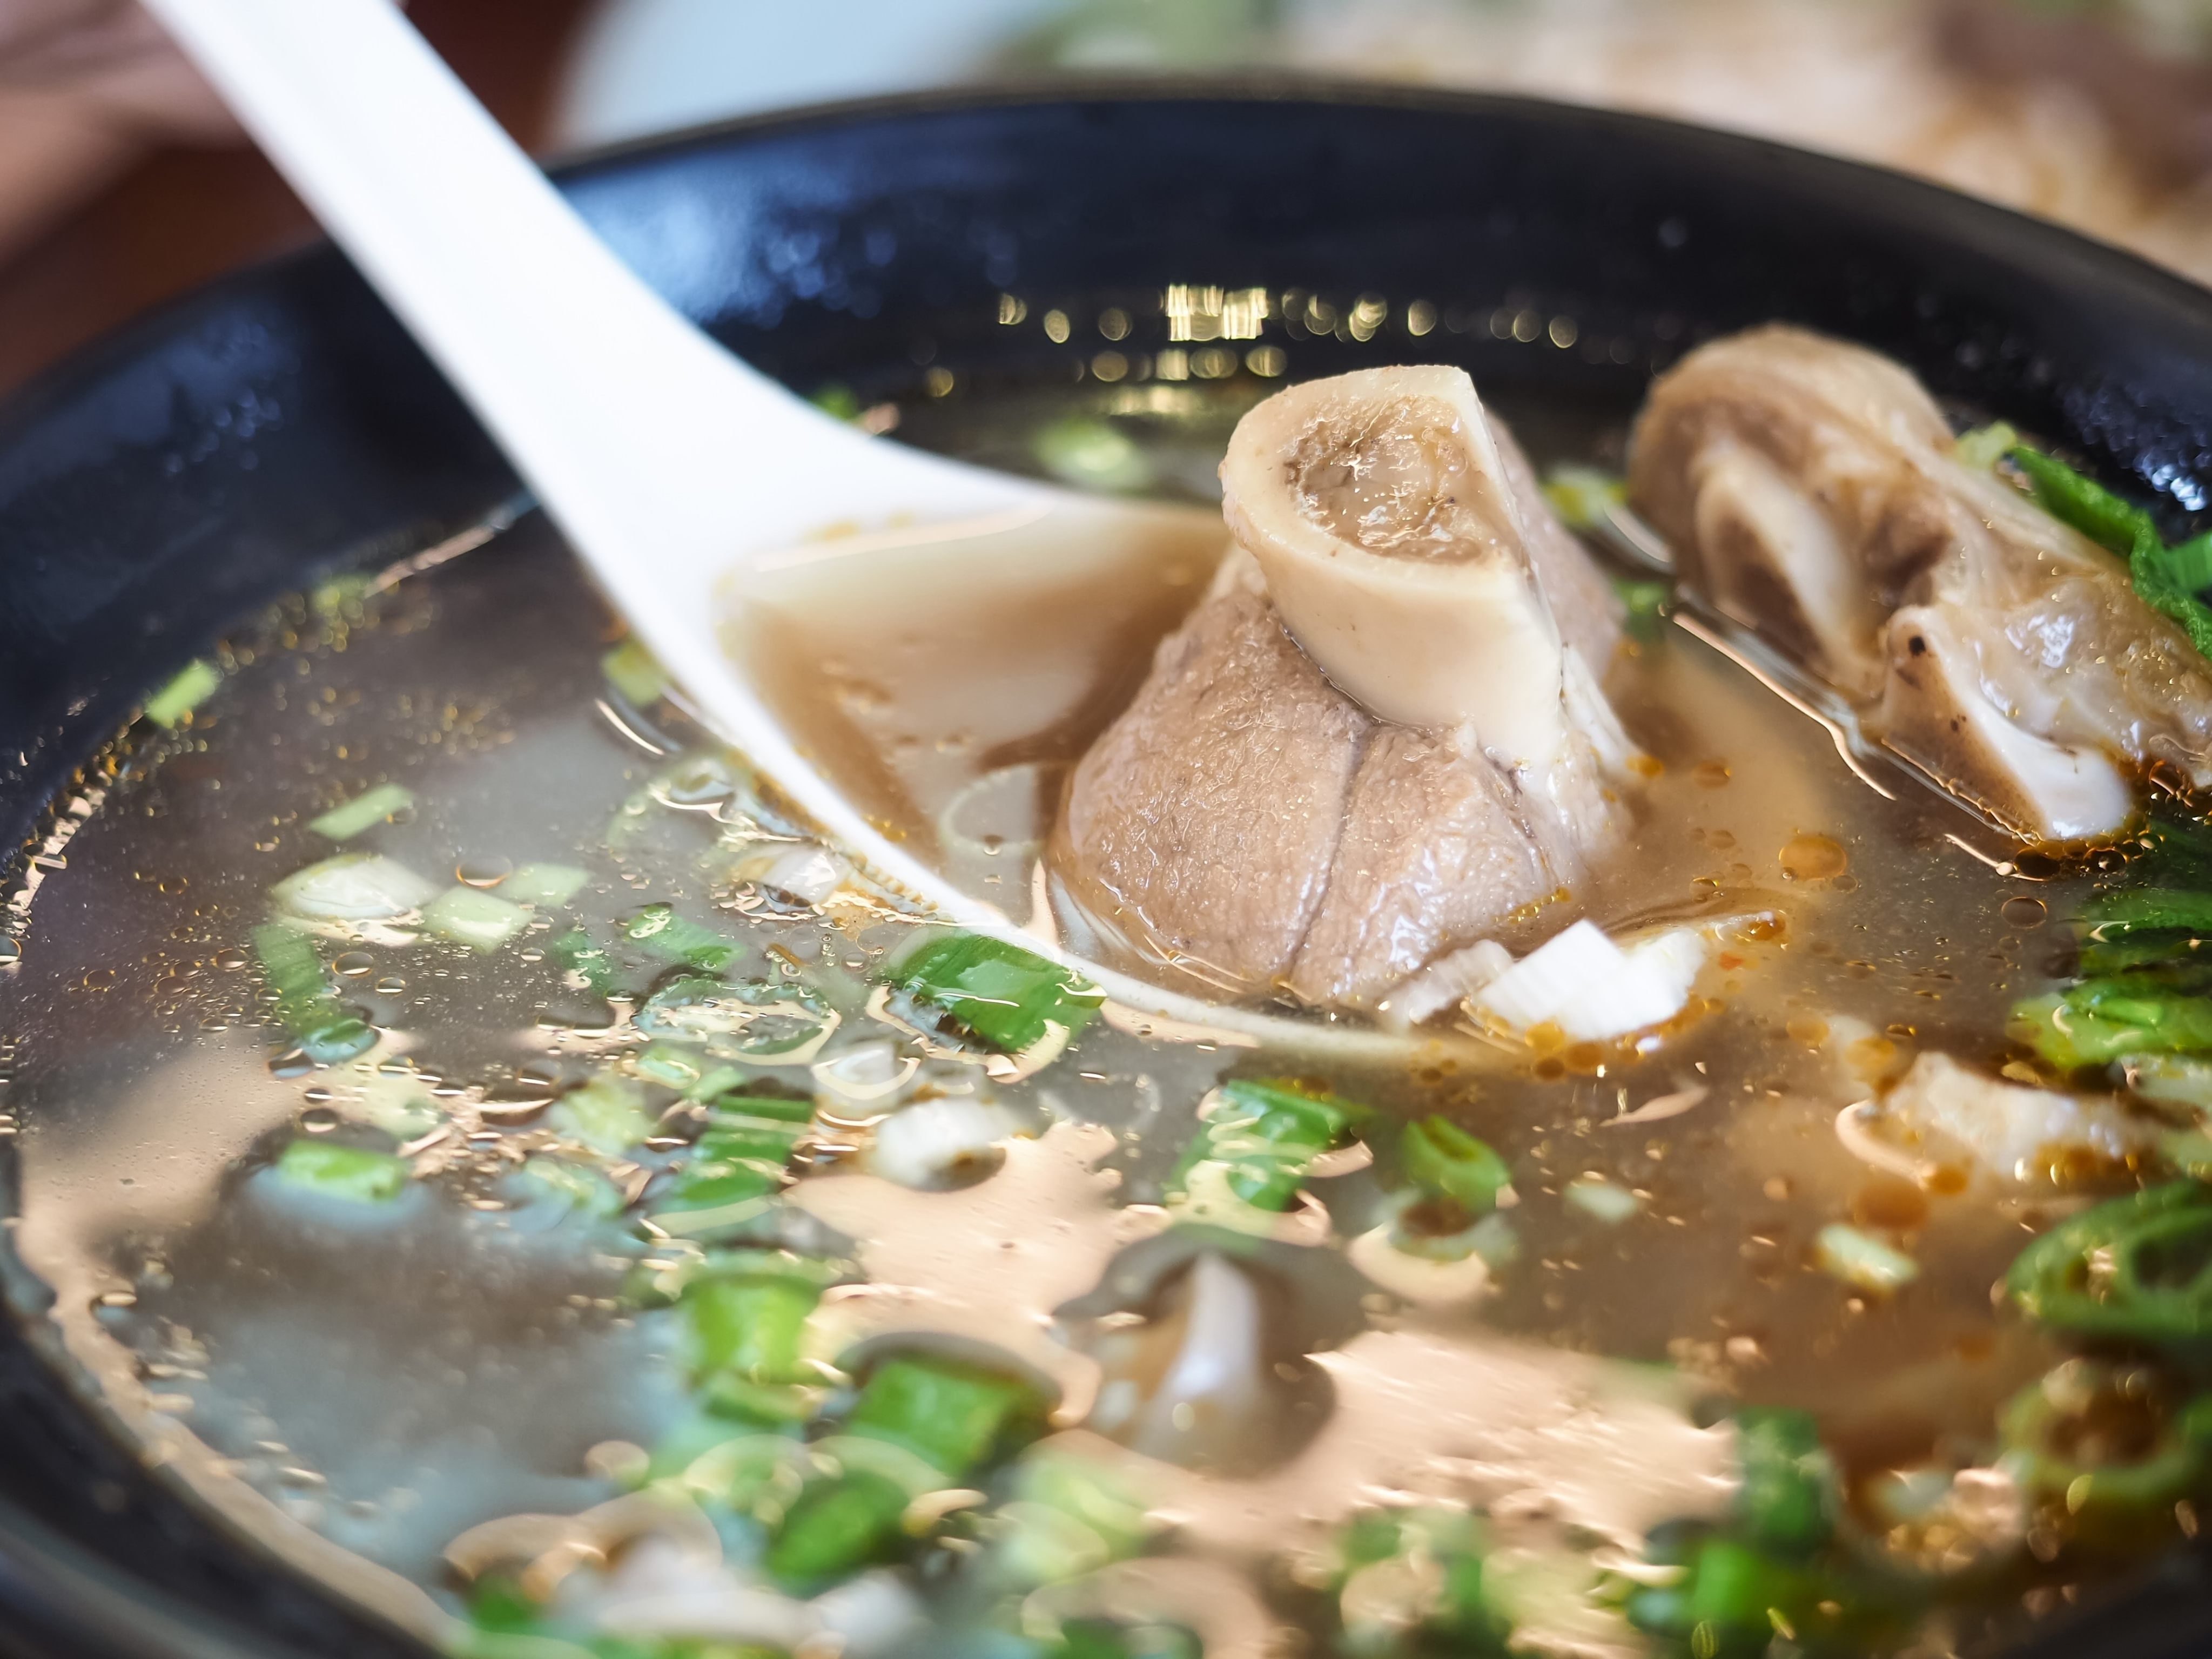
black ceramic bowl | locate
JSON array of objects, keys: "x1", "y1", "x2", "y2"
[{"x1": 4, "y1": 84, "x2": 2212, "y2": 1659}]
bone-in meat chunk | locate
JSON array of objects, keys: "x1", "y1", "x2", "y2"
[
  {"x1": 1629, "y1": 323, "x2": 2212, "y2": 841},
  {"x1": 1054, "y1": 366, "x2": 1632, "y2": 1008}
]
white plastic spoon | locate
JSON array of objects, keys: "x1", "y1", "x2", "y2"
[{"x1": 143, "y1": 0, "x2": 1470, "y2": 1061}]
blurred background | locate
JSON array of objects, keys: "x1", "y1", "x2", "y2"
[{"x1": 0, "y1": 0, "x2": 2207, "y2": 400}]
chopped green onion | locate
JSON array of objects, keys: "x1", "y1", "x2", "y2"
[
  {"x1": 623, "y1": 902, "x2": 744, "y2": 974},
  {"x1": 2000, "y1": 1362, "x2": 2212, "y2": 1530},
  {"x1": 502, "y1": 862, "x2": 588, "y2": 908},
  {"x1": 680, "y1": 1251, "x2": 832, "y2": 1422},
  {"x1": 1734, "y1": 1408, "x2": 1834, "y2": 1556},
  {"x1": 1564, "y1": 1175, "x2": 1641, "y2": 1225},
  {"x1": 1814, "y1": 1223, "x2": 1919, "y2": 1293},
  {"x1": 600, "y1": 638, "x2": 669, "y2": 706},
  {"x1": 514, "y1": 1156, "x2": 624, "y2": 1218},
  {"x1": 251, "y1": 923, "x2": 376, "y2": 1064},
  {"x1": 2007, "y1": 1180, "x2": 2212, "y2": 1350},
  {"x1": 307, "y1": 784, "x2": 414, "y2": 840},
  {"x1": 846, "y1": 1353, "x2": 1046, "y2": 1476},
  {"x1": 143, "y1": 658, "x2": 221, "y2": 729},
  {"x1": 549, "y1": 926, "x2": 615, "y2": 996},
  {"x1": 651, "y1": 1113, "x2": 805, "y2": 1238},
  {"x1": 2085, "y1": 887, "x2": 2212, "y2": 938},
  {"x1": 635, "y1": 975, "x2": 839, "y2": 1061},
  {"x1": 1328, "y1": 1507, "x2": 1512, "y2": 1652},
  {"x1": 889, "y1": 930, "x2": 1103, "y2": 1054},
  {"x1": 1951, "y1": 421, "x2": 2019, "y2": 472},
  {"x1": 421, "y1": 886, "x2": 529, "y2": 953},
  {"x1": 809, "y1": 382, "x2": 863, "y2": 422},
  {"x1": 765, "y1": 1468, "x2": 909, "y2": 1585},
  {"x1": 1612, "y1": 575, "x2": 1672, "y2": 643},
  {"x1": 2012, "y1": 982, "x2": 2212, "y2": 1070},
  {"x1": 1168, "y1": 1077, "x2": 1365, "y2": 1212},
  {"x1": 1402, "y1": 1116, "x2": 1512, "y2": 1215},
  {"x1": 548, "y1": 1075, "x2": 649, "y2": 1156},
  {"x1": 1034, "y1": 416, "x2": 1151, "y2": 494},
  {"x1": 272, "y1": 853, "x2": 435, "y2": 922},
  {"x1": 270, "y1": 1138, "x2": 407, "y2": 1203},
  {"x1": 1542, "y1": 464, "x2": 1626, "y2": 530}
]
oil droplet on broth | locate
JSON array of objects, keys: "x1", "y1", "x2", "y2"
[
  {"x1": 0, "y1": 938, "x2": 21, "y2": 968},
  {"x1": 456, "y1": 857, "x2": 512, "y2": 888},
  {"x1": 2002, "y1": 894, "x2": 2049, "y2": 929},
  {"x1": 332, "y1": 952, "x2": 375, "y2": 977},
  {"x1": 1779, "y1": 832, "x2": 1848, "y2": 881},
  {"x1": 213, "y1": 945, "x2": 249, "y2": 969}
]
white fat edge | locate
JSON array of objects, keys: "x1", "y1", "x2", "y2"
[{"x1": 1881, "y1": 606, "x2": 2134, "y2": 841}]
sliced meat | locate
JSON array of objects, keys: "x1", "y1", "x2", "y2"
[
  {"x1": 1054, "y1": 366, "x2": 1633, "y2": 1009},
  {"x1": 1628, "y1": 323, "x2": 2212, "y2": 842}
]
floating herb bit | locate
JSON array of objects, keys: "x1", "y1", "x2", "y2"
[
  {"x1": 599, "y1": 638, "x2": 669, "y2": 706},
  {"x1": 1168, "y1": 1077, "x2": 1365, "y2": 1215},
  {"x1": 1814, "y1": 1223, "x2": 1919, "y2": 1293},
  {"x1": 502, "y1": 862, "x2": 588, "y2": 907},
  {"x1": 678, "y1": 1251, "x2": 835, "y2": 1423},
  {"x1": 547, "y1": 1075, "x2": 650, "y2": 1156},
  {"x1": 307, "y1": 783, "x2": 415, "y2": 840},
  {"x1": 623, "y1": 902, "x2": 745, "y2": 974},
  {"x1": 252, "y1": 924, "x2": 376, "y2": 1064},
  {"x1": 513, "y1": 1156, "x2": 623, "y2": 1218},
  {"x1": 1733, "y1": 1408, "x2": 1834, "y2": 1556},
  {"x1": 270, "y1": 1138, "x2": 408, "y2": 1203},
  {"x1": 2000, "y1": 1359, "x2": 2212, "y2": 1538},
  {"x1": 142, "y1": 658, "x2": 221, "y2": 729},
  {"x1": 651, "y1": 1109, "x2": 809, "y2": 1239},
  {"x1": 421, "y1": 886, "x2": 529, "y2": 953},
  {"x1": 889, "y1": 930, "x2": 1102, "y2": 1054},
  {"x1": 1402, "y1": 1116, "x2": 1511, "y2": 1215},
  {"x1": 548, "y1": 925, "x2": 615, "y2": 996}
]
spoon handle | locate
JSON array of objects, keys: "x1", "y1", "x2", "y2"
[{"x1": 140, "y1": 0, "x2": 1009, "y2": 580}]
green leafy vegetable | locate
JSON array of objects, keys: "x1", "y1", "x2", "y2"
[
  {"x1": 251, "y1": 923, "x2": 376, "y2": 1064},
  {"x1": 890, "y1": 930, "x2": 1102, "y2": 1053},
  {"x1": 2012, "y1": 983, "x2": 2212, "y2": 1070},
  {"x1": 1613, "y1": 575, "x2": 1672, "y2": 643},
  {"x1": 308, "y1": 783, "x2": 414, "y2": 841},
  {"x1": 1542, "y1": 464, "x2": 1626, "y2": 530},
  {"x1": 143, "y1": 658, "x2": 221, "y2": 728},
  {"x1": 270, "y1": 1138, "x2": 408, "y2": 1203},
  {"x1": 2008, "y1": 443, "x2": 2212, "y2": 660},
  {"x1": 2007, "y1": 1180, "x2": 2212, "y2": 1350}
]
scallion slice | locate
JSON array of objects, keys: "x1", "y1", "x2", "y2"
[{"x1": 308, "y1": 784, "x2": 415, "y2": 840}]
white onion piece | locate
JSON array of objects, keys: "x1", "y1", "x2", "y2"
[
  {"x1": 811, "y1": 1039, "x2": 921, "y2": 1122},
  {"x1": 272, "y1": 853, "x2": 437, "y2": 921},
  {"x1": 867, "y1": 1095, "x2": 1020, "y2": 1189},
  {"x1": 758, "y1": 846, "x2": 845, "y2": 905},
  {"x1": 1379, "y1": 938, "x2": 1514, "y2": 1031},
  {"x1": 1473, "y1": 921, "x2": 1706, "y2": 1041}
]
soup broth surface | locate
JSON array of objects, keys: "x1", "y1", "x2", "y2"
[{"x1": 0, "y1": 363, "x2": 2164, "y2": 1659}]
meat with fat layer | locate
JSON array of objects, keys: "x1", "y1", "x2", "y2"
[{"x1": 1628, "y1": 323, "x2": 2212, "y2": 841}]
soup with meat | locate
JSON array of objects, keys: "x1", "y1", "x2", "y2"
[{"x1": 6, "y1": 317, "x2": 2212, "y2": 1659}]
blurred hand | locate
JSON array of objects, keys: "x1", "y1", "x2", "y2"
[{"x1": 0, "y1": 0, "x2": 239, "y2": 265}]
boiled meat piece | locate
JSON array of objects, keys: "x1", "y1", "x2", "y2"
[
  {"x1": 1628, "y1": 323, "x2": 2212, "y2": 841},
  {"x1": 1053, "y1": 367, "x2": 1635, "y2": 1009}
]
